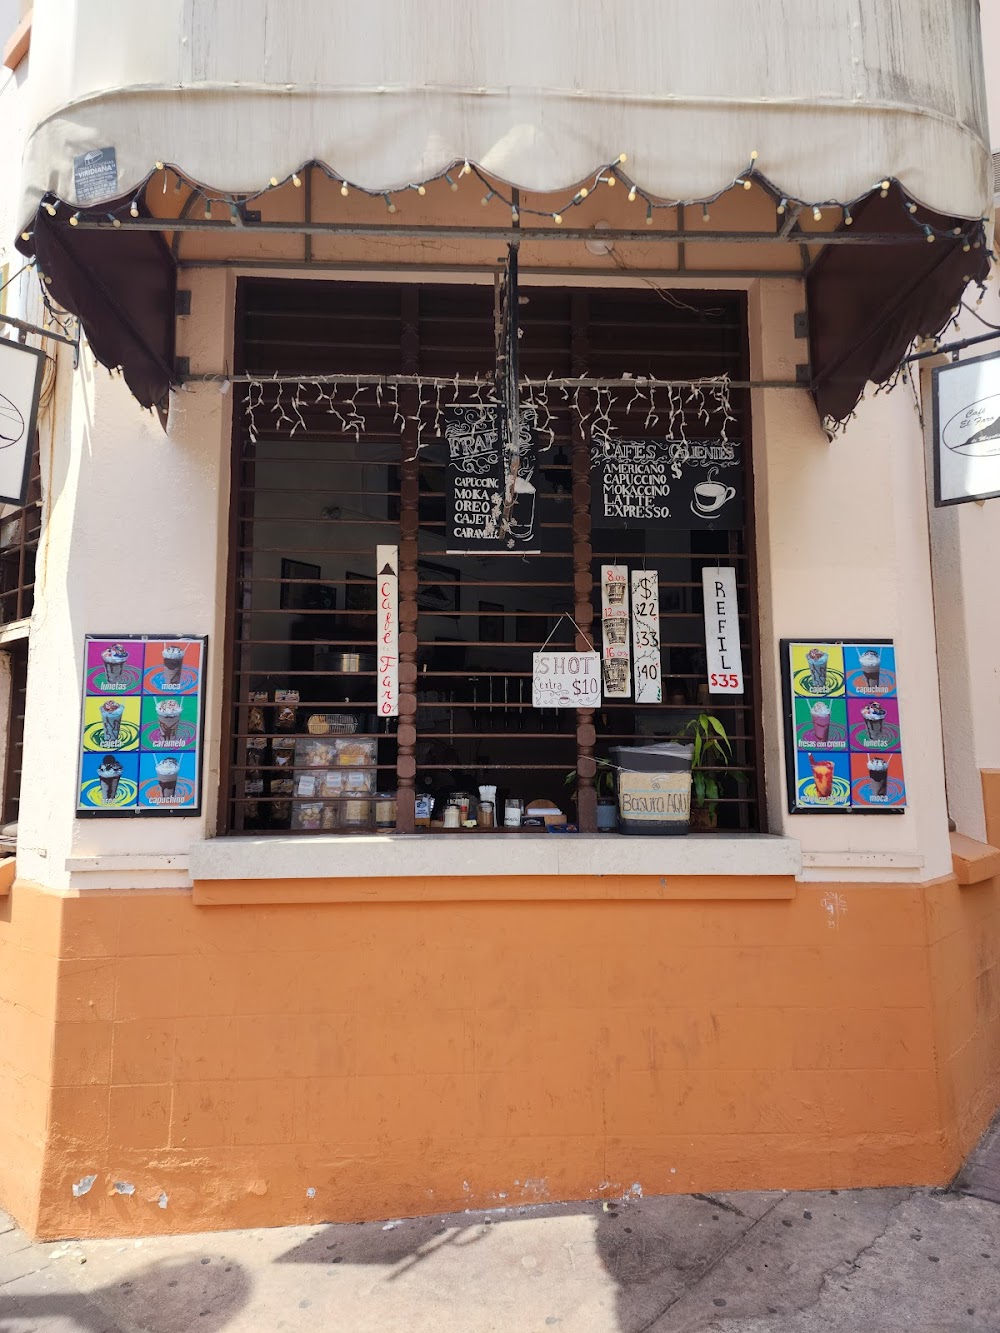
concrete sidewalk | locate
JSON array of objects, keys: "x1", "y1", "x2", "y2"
[{"x1": 1, "y1": 1186, "x2": 998, "y2": 1332}]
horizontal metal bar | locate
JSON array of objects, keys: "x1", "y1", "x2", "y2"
[
  {"x1": 189, "y1": 370, "x2": 802, "y2": 389},
  {"x1": 0, "y1": 312, "x2": 78, "y2": 348},
  {"x1": 178, "y1": 258, "x2": 807, "y2": 280},
  {"x1": 71, "y1": 217, "x2": 925, "y2": 247},
  {"x1": 904, "y1": 327, "x2": 1000, "y2": 363}
]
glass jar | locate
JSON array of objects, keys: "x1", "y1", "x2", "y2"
[{"x1": 374, "y1": 791, "x2": 397, "y2": 829}]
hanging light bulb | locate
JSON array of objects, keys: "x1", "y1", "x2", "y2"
[
  {"x1": 606, "y1": 173, "x2": 616, "y2": 187},
  {"x1": 110, "y1": 213, "x2": 122, "y2": 228},
  {"x1": 481, "y1": 190, "x2": 495, "y2": 206},
  {"x1": 627, "y1": 186, "x2": 637, "y2": 203},
  {"x1": 553, "y1": 212, "x2": 563, "y2": 225},
  {"x1": 229, "y1": 203, "x2": 241, "y2": 224},
  {"x1": 776, "y1": 198, "x2": 787, "y2": 215},
  {"x1": 646, "y1": 203, "x2": 654, "y2": 225},
  {"x1": 204, "y1": 197, "x2": 212, "y2": 219},
  {"x1": 742, "y1": 178, "x2": 752, "y2": 190},
  {"x1": 879, "y1": 179, "x2": 890, "y2": 197},
  {"x1": 292, "y1": 173, "x2": 302, "y2": 188},
  {"x1": 617, "y1": 153, "x2": 627, "y2": 164},
  {"x1": 69, "y1": 212, "x2": 80, "y2": 227},
  {"x1": 511, "y1": 206, "x2": 519, "y2": 223},
  {"x1": 702, "y1": 203, "x2": 710, "y2": 223},
  {"x1": 383, "y1": 194, "x2": 396, "y2": 213},
  {"x1": 340, "y1": 181, "x2": 349, "y2": 197},
  {"x1": 461, "y1": 161, "x2": 472, "y2": 176},
  {"x1": 907, "y1": 202, "x2": 917, "y2": 214},
  {"x1": 813, "y1": 206, "x2": 822, "y2": 222},
  {"x1": 43, "y1": 200, "x2": 57, "y2": 217},
  {"x1": 269, "y1": 176, "x2": 279, "y2": 187},
  {"x1": 923, "y1": 225, "x2": 935, "y2": 243},
  {"x1": 445, "y1": 173, "x2": 458, "y2": 191},
  {"x1": 129, "y1": 199, "x2": 139, "y2": 218},
  {"x1": 844, "y1": 209, "x2": 853, "y2": 226}
]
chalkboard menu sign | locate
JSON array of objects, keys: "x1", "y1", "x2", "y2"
[
  {"x1": 445, "y1": 405, "x2": 542, "y2": 553},
  {"x1": 591, "y1": 435, "x2": 744, "y2": 530}
]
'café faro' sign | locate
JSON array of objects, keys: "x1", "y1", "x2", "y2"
[{"x1": 591, "y1": 434, "x2": 744, "y2": 530}]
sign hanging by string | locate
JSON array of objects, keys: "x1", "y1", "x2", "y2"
[
  {"x1": 631, "y1": 570, "x2": 662, "y2": 703},
  {"x1": 932, "y1": 351, "x2": 1000, "y2": 505},
  {"x1": 532, "y1": 612, "x2": 601, "y2": 708},
  {"x1": 375, "y1": 544, "x2": 399, "y2": 718},
  {"x1": 600, "y1": 564, "x2": 631, "y2": 697},
  {"x1": 591, "y1": 435, "x2": 744, "y2": 530},
  {"x1": 444, "y1": 404, "x2": 544, "y2": 553},
  {"x1": 702, "y1": 567, "x2": 744, "y2": 694},
  {"x1": 0, "y1": 338, "x2": 44, "y2": 506}
]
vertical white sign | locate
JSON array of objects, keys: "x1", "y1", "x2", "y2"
[
  {"x1": 702, "y1": 566, "x2": 744, "y2": 694},
  {"x1": 600, "y1": 564, "x2": 631, "y2": 698},
  {"x1": 0, "y1": 339, "x2": 45, "y2": 505},
  {"x1": 376, "y1": 544, "x2": 399, "y2": 718},
  {"x1": 631, "y1": 570, "x2": 662, "y2": 703}
]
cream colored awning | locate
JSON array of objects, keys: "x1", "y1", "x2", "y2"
[{"x1": 17, "y1": 0, "x2": 992, "y2": 228}]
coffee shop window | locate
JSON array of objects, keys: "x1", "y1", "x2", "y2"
[{"x1": 221, "y1": 278, "x2": 762, "y2": 835}]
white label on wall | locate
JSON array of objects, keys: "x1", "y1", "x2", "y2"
[
  {"x1": 532, "y1": 651, "x2": 602, "y2": 708},
  {"x1": 600, "y1": 564, "x2": 631, "y2": 698},
  {"x1": 376, "y1": 544, "x2": 399, "y2": 717},
  {"x1": 631, "y1": 570, "x2": 662, "y2": 703},
  {"x1": 702, "y1": 566, "x2": 744, "y2": 694}
]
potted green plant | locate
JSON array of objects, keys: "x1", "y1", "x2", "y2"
[
  {"x1": 679, "y1": 712, "x2": 741, "y2": 830},
  {"x1": 564, "y1": 759, "x2": 619, "y2": 831}
]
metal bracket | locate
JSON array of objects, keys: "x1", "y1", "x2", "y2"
[
  {"x1": 174, "y1": 355, "x2": 190, "y2": 380},
  {"x1": 0, "y1": 311, "x2": 81, "y2": 368},
  {"x1": 175, "y1": 290, "x2": 192, "y2": 317},
  {"x1": 795, "y1": 363, "x2": 812, "y2": 385},
  {"x1": 793, "y1": 311, "x2": 808, "y2": 339}
]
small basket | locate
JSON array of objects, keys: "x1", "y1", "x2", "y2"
[{"x1": 308, "y1": 712, "x2": 358, "y2": 736}]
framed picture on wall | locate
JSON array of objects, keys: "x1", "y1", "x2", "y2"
[
  {"x1": 280, "y1": 559, "x2": 321, "y2": 610},
  {"x1": 479, "y1": 601, "x2": 505, "y2": 642},
  {"x1": 417, "y1": 560, "x2": 460, "y2": 617}
]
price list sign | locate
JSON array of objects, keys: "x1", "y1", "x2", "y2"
[
  {"x1": 630, "y1": 571, "x2": 662, "y2": 703},
  {"x1": 780, "y1": 638, "x2": 905, "y2": 814}
]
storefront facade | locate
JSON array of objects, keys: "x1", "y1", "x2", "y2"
[{"x1": 1, "y1": 0, "x2": 1000, "y2": 1239}]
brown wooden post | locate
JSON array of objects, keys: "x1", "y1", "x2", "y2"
[
  {"x1": 395, "y1": 288, "x2": 420, "y2": 832},
  {"x1": 571, "y1": 292, "x2": 597, "y2": 832}
]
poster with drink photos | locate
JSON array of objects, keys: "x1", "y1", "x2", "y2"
[
  {"x1": 780, "y1": 638, "x2": 905, "y2": 814},
  {"x1": 77, "y1": 634, "x2": 207, "y2": 817}
]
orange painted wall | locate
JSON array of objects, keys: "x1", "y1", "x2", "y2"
[{"x1": 1, "y1": 859, "x2": 999, "y2": 1239}]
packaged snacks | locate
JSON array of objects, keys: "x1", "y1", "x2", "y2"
[
  {"x1": 274, "y1": 689, "x2": 299, "y2": 732},
  {"x1": 335, "y1": 737, "x2": 377, "y2": 767}
]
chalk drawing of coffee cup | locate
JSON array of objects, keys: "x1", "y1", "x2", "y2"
[{"x1": 691, "y1": 467, "x2": 736, "y2": 517}]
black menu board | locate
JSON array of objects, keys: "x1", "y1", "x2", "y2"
[
  {"x1": 592, "y1": 435, "x2": 744, "y2": 530},
  {"x1": 445, "y1": 405, "x2": 543, "y2": 553}
]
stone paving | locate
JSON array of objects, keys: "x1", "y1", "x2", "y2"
[{"x1": 1, "y1": 1185, "x2": 999, "y2": 1331}]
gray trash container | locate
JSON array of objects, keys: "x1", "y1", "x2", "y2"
[{"x1": 610, "y1": 742, "x2": 694, "y2": 836}]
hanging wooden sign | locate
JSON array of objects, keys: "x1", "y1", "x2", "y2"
[
  {"x1": 445, "y1": 405, "x2": 543, "y2": 553},
  {"x1": 631, "y1": 570, "x2": 662, "y2": 703},
  {"x1": 600, "y1": 564, "x2": 631, "y2": 697},
  {"x1": 376, "y1": 544, "x2": 399, "y2": 718},
  {"x1": 591, "y1": 435, "x2": 743, "y2": 530},
  {"x1": 702, "y1": 567, "x2": 744, "y2": 695}
]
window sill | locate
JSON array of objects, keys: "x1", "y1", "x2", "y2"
[{"x1": 190, "y1": 832, "x2": 801, "y2": 904}]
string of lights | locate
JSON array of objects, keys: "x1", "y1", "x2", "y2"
[{"x1": 20, "y1": 153, "x2": 991, "y2": 253}]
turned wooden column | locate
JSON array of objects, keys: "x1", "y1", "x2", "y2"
[
  {"x1": 394, "y1": 288, "x2": 420, "y2": 832},
  {"x1": 571, "y1": 292, "x2": 597, "y2": 832}
]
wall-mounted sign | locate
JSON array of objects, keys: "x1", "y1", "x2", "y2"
[
  {"x1": 600, "y1": 564, "x2": 631, "y2": 697},
  {"x1": 0, "y1": 338, "x2": 45, "y2": 505},
  {"x1": 591, "y1": 435, "x2": 743, "y2": 530},
  {"x1": 73, "y1": 147, "x2": 119, "y2": 204},
  {"x1": 631, "y1": 570, "x2": 662, "y2": 703},
  {"x1": 376, "y1": 544, "x2": 399, "y2": 718},
  {"x1": 780, "y1": 638, "x2": 905, "y2": 814},
  {"x1": 445, "y1": 405, "x2": 542, "y2": 553},
  {"x1": 77, "y1": 635, "x2": 207, "y2": 817},
  {"x1": 532, "y1": 651, "x2": 602, "y2": 708},
  {"x1": 933, "y1": 351, "x2": 1000, "y2": 506},
  {"x1": 702, "y1": 567, "x2": 744, "y2": 694}
]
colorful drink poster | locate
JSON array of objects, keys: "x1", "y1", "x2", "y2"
[
  {"x1": 781, "y1": 639, "x2": 905, "y2": 814},
  {"x1": 77, "y1": 634, "x2": 207, "y2": 817}
]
